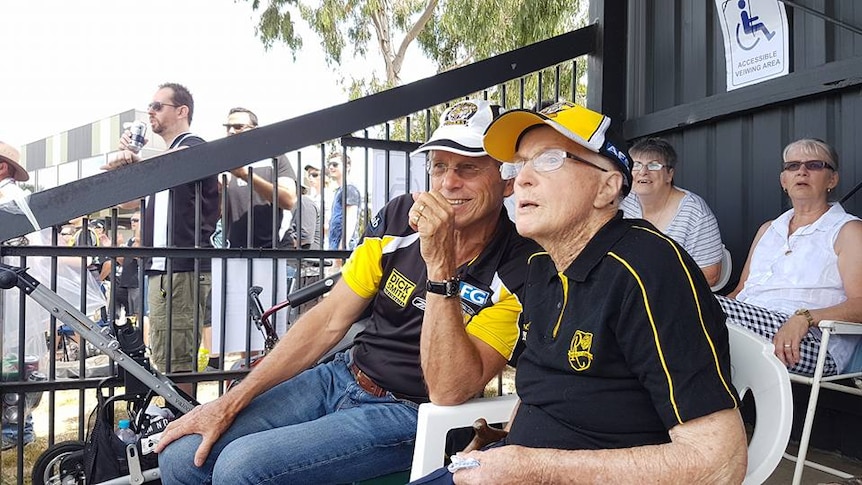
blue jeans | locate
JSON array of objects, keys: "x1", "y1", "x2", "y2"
[
  {"x1": 158, "y1": 352, "x2": 419, "y2": 484},
  {"x1": 2, "y1": 414, "x2": 35, "y2": 448}
]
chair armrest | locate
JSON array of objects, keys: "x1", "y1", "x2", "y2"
[
  {"x1": 409, "y1": 394, "x2": 519, "y2": 481},
  {"x1": 819, "y1": 320, "x2": 862, "y2": 335}
]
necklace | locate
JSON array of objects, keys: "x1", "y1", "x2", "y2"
[
  {"x1": 644, "y1": 190, "x2": 677, "y2": 231},
  {"x1": 785, "y1": 206, "x2": 829, "y2": 255}
]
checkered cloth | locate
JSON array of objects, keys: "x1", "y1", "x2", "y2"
[{"x1": 716, "y1": 295, "x2": 837, "y2": 377}]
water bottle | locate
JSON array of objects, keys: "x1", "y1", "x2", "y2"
[{"x1": 115, "y1": 419, "x2": 137, "y2": 444}]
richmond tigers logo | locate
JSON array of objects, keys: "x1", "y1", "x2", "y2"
[{"x1": 567, "y1": 329, "x2": 594, "y2": 372}]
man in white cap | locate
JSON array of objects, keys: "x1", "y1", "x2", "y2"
[{"x1": 157, "y1": 99, "x2": 539, "y2": 484}]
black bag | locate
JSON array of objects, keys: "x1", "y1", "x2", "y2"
[{"x1": 83, "y1": 389, "x2": 159, "y2": 483}]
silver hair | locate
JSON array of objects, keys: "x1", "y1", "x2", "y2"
[{"x1": 782, "y1": 138, "x2": 839, "y2": 170}]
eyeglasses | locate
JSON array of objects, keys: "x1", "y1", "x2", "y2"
[
  {"x1": 632, "y1": 161, "x2": 667, "y2": 172},
  {"x1": 130, "y1": 218, "x2": 140, "y2": 223},
  {"x1": 148, "y1": 101, "x2": 179, "y2": 112},
  {"x1": 426, "y1": 161, "x2": 492, "y2": 179},
  {"x1": 500, "y1": 149, "x2": 608, "y2": 180},
  {"x1": 308, "y1": 172, "x2": 320, "y2": 178},
  {"x1": 223, "y1": 123, "x2": 251, "y2": 132},
  {"x1": 782, "y1": 160, "x2": 835, "y2": 172},
  {"x1": 328, "y1": 161, "x2": 341, "y2": 168}
]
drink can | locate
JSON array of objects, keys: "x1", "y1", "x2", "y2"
[
  {"x1": 23, "y1": 355, "x2": 39, "y2": 376},
  {"x1": 129, "y1": 120, "x2": 148, "y2": 153}
]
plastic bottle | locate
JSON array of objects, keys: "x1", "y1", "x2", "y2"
[
  {"x1": 197, "y1": 347, "x2": 210, "y2": 372},
  {"x1": 115, "y1": 419, "x2": 137, "y2": 444}
]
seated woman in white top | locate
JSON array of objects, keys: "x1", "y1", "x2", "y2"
[
  {"x1": 620, "y1": 137, "x2": 724, "y2": 286},
  {"x1": 717, "y1": 138, "x2": 862, "y2": 377}
]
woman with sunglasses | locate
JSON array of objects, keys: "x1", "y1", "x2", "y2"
[
  {"x1": 620, "y1": 137, "x2": 725, "y2": 287},
  {"x1": 717, "y1": 138, "x2": 862, "y2": 377}
]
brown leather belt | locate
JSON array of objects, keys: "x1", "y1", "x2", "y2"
[{"x1": 350, "y1": 363, "x2": 388, "y2": 398}]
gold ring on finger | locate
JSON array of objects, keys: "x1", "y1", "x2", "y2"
[{"x1": 419, "y1": 204, "x2": 426, "y2": 213}]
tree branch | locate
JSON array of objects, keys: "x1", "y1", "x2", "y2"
[
  {"x1": 369, "y1": 2, "x2": 397, "y2": 84},
  {"x1": 393, "y1": 0, "x2": 438, "y2": 76}
]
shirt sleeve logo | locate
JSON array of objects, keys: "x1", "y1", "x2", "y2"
[
  {"x1": 567, "y1": 330, "x2": 594, "y2": 372},
  {"x1": 459, "y1": 282, "x2": 489, "y2": 306},
  {"x1": 383, "y1": 268, "x2": 416, "y2": 308}
]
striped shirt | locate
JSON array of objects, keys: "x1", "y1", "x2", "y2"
[{"x1": 621, "y1": 188, "x2": 723, "y2": 267}]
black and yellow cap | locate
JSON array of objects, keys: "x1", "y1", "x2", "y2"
[{"x1": 483, "y1": 102, "x2": 632, "y2": 195}]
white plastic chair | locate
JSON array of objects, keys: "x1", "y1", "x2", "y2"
[
  {"x1": 409, "y1": 324, "x2": 792, "y2": 484},
  {"x1": 783, "y1": 320, "x2": 862, "y2": 485},
  {"x1": 711, "y1": 246, "x2": 733, "y2": 293},
  {"x1": 727, "y1": 324, "x2": 794, "y2": 484}
]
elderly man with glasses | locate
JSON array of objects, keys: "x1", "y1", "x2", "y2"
[
  {"x1": 156, "y1": 99, "x2": 539, "y2": 484},
  {"x1": 412, "y1": 102, "x2": 747, "y2": 484}
]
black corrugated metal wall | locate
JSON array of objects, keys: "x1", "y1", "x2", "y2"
[
  {"x1": 622, "y1": 0, "x2": 862, "y2": 291},
  {"x1": 616, "y1": 0, "x2": 862, "y2": 458}
]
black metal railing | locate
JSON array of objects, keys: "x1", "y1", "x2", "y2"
[{"x1": 0, "y1": 26, "x2": 600, "y2": 480}]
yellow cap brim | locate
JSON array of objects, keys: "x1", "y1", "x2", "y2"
[
  {"x1": 482, "y1": 110, "x2": 548, "y2": 163},
  {"x1": 483, "y1": 106, "x2": 609, "y2": 163}
]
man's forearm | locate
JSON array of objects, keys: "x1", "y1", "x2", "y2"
[
  {"x1": 237, "y1": 169, "x2": 296, "y2": 210},
  {"x1": 465, "y1": 409, "x2": 747, "y2": 484},
  {"x1": 420, "y1": 296, "x2": 499, "y2": 404}
]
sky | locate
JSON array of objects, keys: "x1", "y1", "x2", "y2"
[{"x1": 0, "y1": 0, "x2": 435, "y2": 148}]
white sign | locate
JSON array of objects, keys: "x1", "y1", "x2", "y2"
[
  {"x1": 211, "y1": 258, "x2": 289, "y2": 354},
  {"x1": 716, "y1": 0, "x2": 789, "y2": 90},
  {"x1": 370, "y1": 150, "x2": 429, "y2": 215}
]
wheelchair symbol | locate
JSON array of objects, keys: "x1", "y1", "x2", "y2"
[{"x1": 734, "y1": 0, "x2": 775, "y2": 51}]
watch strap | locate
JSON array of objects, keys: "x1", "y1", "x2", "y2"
[
  {"x1": 426, "y1": 277, "x2": 460, "y2": 298},
  {"x1": 795, "y1": 308, "x2": 816, "y2": 328}
]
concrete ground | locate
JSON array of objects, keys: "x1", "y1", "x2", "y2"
[{"x1": 765, "y1": 443, "x2": 862, "y2": 484}]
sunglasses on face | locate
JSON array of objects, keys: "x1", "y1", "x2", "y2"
[
  {"x1": 427, "y1": 161, "x2": 492, "y2": 179},
  {"x1": 308, "y1": 172, "x2": 320, "y2": 178},
  {"x1": 328, "y1": 161, "x2": 341, "y2": 168},
  {"x1": 632, "y1": 161, "x2": 667, "y2": 172},
  {"x1": 148, "y1": 101, "x2": 179, "y2": 112},
  {"x1": 782, "y1": 160, "x2": 835, "y2": 172},
  {"x1": 223, "y1": 123, "x2": 251, "y2": 132},
  {"x1": 130, "y1": 218, "x2": 140, "y2": 223}
]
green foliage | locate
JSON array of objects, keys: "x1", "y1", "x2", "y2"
[
  {"x1": 254, "y1": 0, "x2": 303, "y2": 54},
  {"x1": 246, "y1": 0, "x2": 584, "y2": 86},
  {"x1": 245, "y1": 0, "x2": 587, "y2": 141},
  {"x1": 417, "y1": 0, "x2": 581, "y2": 71}
]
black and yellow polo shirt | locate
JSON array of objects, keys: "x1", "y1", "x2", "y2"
[
  {"x1": 342, "y1": 194, "x2": 538, "y2": 399},
  {"x1": 508, "y1": 213, "x2": 738, "y2": 450}
]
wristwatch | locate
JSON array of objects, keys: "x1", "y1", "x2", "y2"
[
  {"x1": 795, "y1": 308, "x2": 816, "y2": 328},
  {"x1": 426, "y1": 277, "x2": 460, "y2": 298}
]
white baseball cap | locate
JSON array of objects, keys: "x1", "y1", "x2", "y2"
[{"x1": 411, "y1": 100, "x2": 502, "y2": 158}]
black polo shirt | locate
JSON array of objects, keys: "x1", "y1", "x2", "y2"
[
  {"x1": 508, "y1": 213, "x2": 738, "y2": 450},
  {"x1": 341, "y1": 194, "x2": 539, "y2": 398},
  {"x1": 142, "y1": 134, "x2": 220, "y2": 274}
]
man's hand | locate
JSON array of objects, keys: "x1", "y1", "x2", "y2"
[
  {"x1": 773, "y1": 315, "x2": 810, "y2": 367},
  {"x1": 101, "y1": 130, "x2": 144, "y2": 170},
  {"x1": 101, "y1": 149, "x2": 141, "y2": 171},
  {"x1": 154, "y1": 398, "x2": 239, "y2": 467},
  {"x1": 451, "y1": 446, "x2": 541, "y2": 485},
  {"x1": 409, "y1": 192, "x2": 456, "y2": 280},
  {"x1": 230, "y1": 167, "x2": 249, "y2": 180}
]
